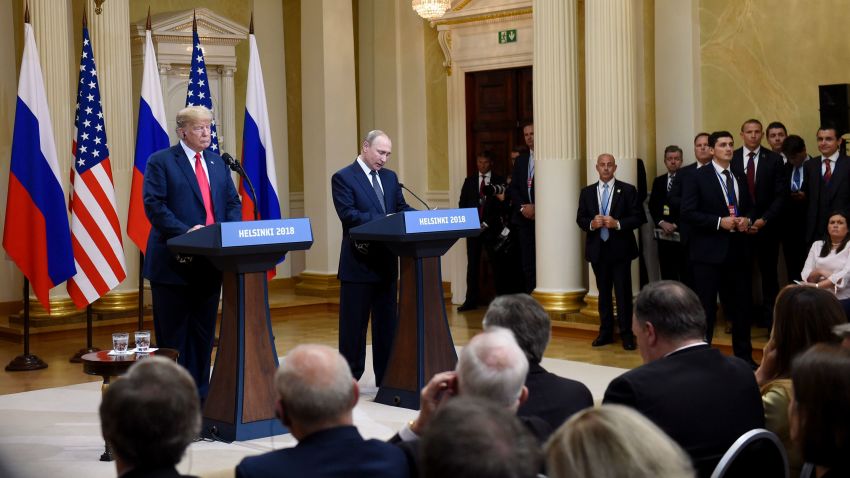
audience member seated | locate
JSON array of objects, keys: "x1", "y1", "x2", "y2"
[
  {"x1": 755, "y1": 285, "x2": 846, "y2": 476},
  {"x1": 602, "y1": 280, "x2": 764, "y2": 477},
  {"x1": 420, "y1": 396, "x2": 541, "y2": 478},
  {"x1": 802, "y1": 211, "x2": 850, "y2": 317},
  {"x1": 790, "y1": 344, "x2": 850, "y2": 477},
  {"x1": 545, "y1": 404, "x2": 694, "y2": 478},
  {"x1": 236, "y1": 344, "x2": 408, "y2": 478},
  {"x1": 98, "y1": 356, "x2": 202, "y2": 478},
  {"x1": 393, "y1": 328, "x2": 550, "y2": 477},
  {"x1": 482, "y1": 293, "x2": 593, "y2": 430}
]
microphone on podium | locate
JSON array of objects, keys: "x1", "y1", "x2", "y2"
[
  {"x1": 222, "y1": 152, "x2": 258, "y2": 220},
  {"x1": 399, "y1": 183, "x2": 433, "y2": 210}
]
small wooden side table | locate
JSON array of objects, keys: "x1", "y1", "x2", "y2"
[{"x1": 81, "y1": 348, "x2": 179, "y2": 461}]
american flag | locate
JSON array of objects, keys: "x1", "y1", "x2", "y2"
[
  {"x1": 67, "y1": 24, "x2": 127, "y2": 308},
  {"x1": 186, "y1": 22, "x2": 219, "y2": 153}
]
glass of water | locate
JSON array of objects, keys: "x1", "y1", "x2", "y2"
[
  {"x1": 134, "y1": 331, "x2": 151, "y2": 352},
  {"x1": 112, "y1": 333, "x2": 129, "y2": 354}
]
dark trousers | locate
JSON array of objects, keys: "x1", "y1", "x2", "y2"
[
  {"x1": 692, "y1": 261, "x2": 753, "y2": 360},
  {"x1": 752, "y1": 232, "x2": 780, "y2": 317},
  {"x1": 781, "y1": 230, "x2": 808, "y2": 283},
  {"x1": 339, "y1": 280, "x2": 398, "y2": 386},
  {"x1": 151, "y1": 279, "x2": 221, "y2": 399},
  {"x1": 657, "y1": 239, "x2": 684, "y2": 282},
  {"x1": 591, "y1": 254, "x2": 634, "y2": 339},
  {"x1": 517, "y1": 222, "x2": 536, "y2": 293},
  {"x1": 463, "y1": 237, "x2": 483, "y2": 306}
]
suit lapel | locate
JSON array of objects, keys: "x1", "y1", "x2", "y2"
[
  {"x1": 351, "y1": 162, "x2": 385, "y2": 212},
  {"x1": 828, "y1": 156, "x2": 845, "y2": 201},
  {"x1": 174, "y1": 146, "x2": 205, "y2": 206},
  {"x1": 609, "y1": 181, "x2": 621, "y2": 214}
]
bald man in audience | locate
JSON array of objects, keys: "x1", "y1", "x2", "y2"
[
  {"x1": 236, "y1": 345, "x2": 408, "y2": 478},
  {"x1": 603, "y1": 281, "x2": 764, "y2": 478},
  {"x1": 482, "y1": 294, "x2": 592, "y2": 430}
]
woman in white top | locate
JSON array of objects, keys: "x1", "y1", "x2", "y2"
[{"x1": 802, "y1": 212, "x2": 850, "y2": 316}]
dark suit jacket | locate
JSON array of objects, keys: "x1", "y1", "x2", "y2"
[
  {"x1": 804, "y1": 154, "x2": 850, "y2": 243},
  {"x1": 331, "y1": 161, "x2": 414, "y2": 283},
  {"x1": 668, "y1": 162, "x2": 702, "y2": 244},
  {"x1": 576, "y1": 179, "x2": 646, "y2": 264},
  {"x1": 649, "y1": 173, "x2": 679, "y2": 226},
  {"x1": 517, "y1": 362, "x2": 593, "y2": 432},
  {"x1": 237, "y1": 426, "x2": 408, "y2": 478},
  {"x1": 780, "y1": 161, "x2": 809, "y2": 234},
  {"x1": 508, "y1": 152, "x2": 534, "y2": 225},
  {"x1": 459, "y1": 173, "x2": 506, "y2": 242},
  {"x1": 731, "y1": 147, "x2": 786, "y2": 233},
  {"x1": 122, "y1": 468, "x2": 197, "y2": 478},
  {"x1": 603, "y1": 345, "x2": 765, "y2": 477},
  {"x1": 143, "y1": 144, "x2": 241, "y2": 285},
  {"x1": 681, "y1": 163, "x2": 754, "y2": 264}
]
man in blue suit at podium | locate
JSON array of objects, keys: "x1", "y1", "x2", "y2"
[
  {"x1": 331, "y1": 130, "x2": 414, "y2": 386},
  {"x1": 143, "y1": 106, "x2": 241, "y2": 399}
]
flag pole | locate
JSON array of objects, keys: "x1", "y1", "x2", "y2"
[
  {"x1": 5, "y1": 279, "x2": 47, "y2": 371},
  {"x1": 69, "y1": 305, "x2": 99, "y2": 362}
]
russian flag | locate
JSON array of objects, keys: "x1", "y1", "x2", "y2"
[
  {"x1": 127, "y1": 27, "x2": 169, "y2": 255},
  {"x1": 3, "y1": 22, "x2": 76, "y2": 312},
  {"x1": 241, "y1": 31, "x2": 282, "y2": 276}
]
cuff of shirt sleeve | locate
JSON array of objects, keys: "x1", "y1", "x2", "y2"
[
  {"x1": 398, "y1": 422, "x2": 419, "y2": 442},
  {"x1": 716, "y1": 218, "x2": 722, "y2": 230}
]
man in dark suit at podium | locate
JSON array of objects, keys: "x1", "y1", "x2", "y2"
[
  {"x1": 576, "y1": 153, "x2": 646, "y2": 350},
  {"x1": 331, "y1": 130, "x2": 414, "y2": 386},
  {"x1": 143, "y1": 106, "x2": 241, "y2": 399}
]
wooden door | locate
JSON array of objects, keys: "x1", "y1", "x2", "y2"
[{"x1": 465, "y1": 66, "x2": 533, "y2": 180}]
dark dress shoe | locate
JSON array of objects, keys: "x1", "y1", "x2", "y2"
[
  {"x1": 457, "y1": 303, "x2": 477, "y2": 312},
  {"x1": 592, "y1": 335, "x2": 614, "y2": 347},
  {"x1": 622, "y1": 335, "x2": 636, "y2": 350}
]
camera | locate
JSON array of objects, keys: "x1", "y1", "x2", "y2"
[{"x1": 482, "y1": 183, "x2": 507, "y2": 197}]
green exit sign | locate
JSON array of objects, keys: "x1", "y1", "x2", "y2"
[{"x1": 498, "y1": 29, "x2": 517, "y2": 44}]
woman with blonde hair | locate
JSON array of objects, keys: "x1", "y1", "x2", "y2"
[{"x1": 545, "y1": 404, "x2": 694, "y2": 478}]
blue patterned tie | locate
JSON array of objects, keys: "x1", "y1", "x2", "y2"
[
  {"x1": 792, "y1": 167, "x2": 802, "y2": 192},
  {"x1": 600, "y1": 183, "x2": 610, "y2": 241}
]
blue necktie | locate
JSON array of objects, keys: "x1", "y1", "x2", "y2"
[
  {"x1": 600, "y1": 183, "x2": 610, "y2": 241},
  {"x1": 792, "y1": 167, "x2": 802, "y2": 192},
  {"x1": 370, "y1": 171, "x2": 386, "y2": 213}
]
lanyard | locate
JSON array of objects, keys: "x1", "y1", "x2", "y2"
[{"x1": 597, "y1": 182, "x2": 614, "y2": 214}]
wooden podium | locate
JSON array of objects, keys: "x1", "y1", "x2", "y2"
[
  {"x1": 168, "y1": 218, "x2": 312, "y2": 441},
  {"x1": 350, "y1": 209, "x2": 480, "y2": 409}
]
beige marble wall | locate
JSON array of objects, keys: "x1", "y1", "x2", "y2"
[{"x1": 699, "y1": 0, "x2": 850, "y2": 143}]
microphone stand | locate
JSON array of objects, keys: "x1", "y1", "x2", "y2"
[
  {"x1": 399, "y1": 183, "x2": 432, "y2": 210},
  {"x1": 224, "y1": 153, "x2": 259, "y2": 221}
]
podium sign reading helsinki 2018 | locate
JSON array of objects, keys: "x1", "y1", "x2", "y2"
[{"x1": 168, "y1": 218, "x2": 312, "y2": 442}]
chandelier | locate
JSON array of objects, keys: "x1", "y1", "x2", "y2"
[{"x1": 412, "y1": 0, "x2": 451, "y2": 20}]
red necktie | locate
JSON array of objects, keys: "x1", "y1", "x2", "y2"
[
  {"x1": 746, "y1": 151, "x2": 756, "y2": 201},
  {"x1": 194, "y1": 152, "x2": 215, "y2": 225},
  {"x1": 824, "y1": 158, "x2": 832, "y2": 183}
]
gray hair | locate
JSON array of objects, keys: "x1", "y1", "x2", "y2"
[
  {"x1": 545, "y1": 404, "x2": 695, "y2": 478},
  {"x1": 422, "y1": 396, "x2": 541, "y2": 478},
  {"x1": 457, "y1": 327, "x2": 529, "y2": 407},
  {"x1": 175, "y1": 105, "x2": 214, "y2": 131},
  {"x1": 483, "y1": 294, "x2": 550, "y2": 364},
  {"x1": 275, "y1": 344, "x2": 355, "y2": 427},
  {"x1": 363, "y1": 129, "x2": 388, "y2": 146},
  {"x1": 634, "y1": 281, "x2": 706, "y2": 341},
  {"x1": 99, "y1": 356, "x2": 201, "y2": 469}
]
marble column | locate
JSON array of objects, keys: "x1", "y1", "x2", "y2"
[
  {"x1": 86, "y1": 0, "x2": 137, "y2": 312},
  {"x1": 295, "y1": 0, "x2": 358, "y2": 296},
  {"x1": 531, "y1": 0, "x2": 585, "y2": 314},
  {"x1": 583, "y1": 0, "x2": 641, "y2": 316},
  {"x1": 28, "y1": 0, "x2": 79, "y2": 317},
  {"x1": 219, "y1": 66, "x2": 237, "y2": 158}
]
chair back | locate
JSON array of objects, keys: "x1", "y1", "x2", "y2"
[{"x1": 710, "y1": 428, "x2": 788, "y2": 478}]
